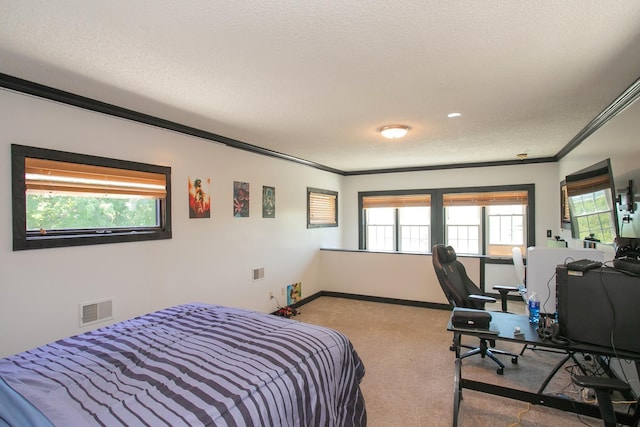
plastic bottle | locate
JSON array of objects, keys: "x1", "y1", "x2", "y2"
[{"x1": 528, "y1": 292, "x2": 540, "y2": 325}]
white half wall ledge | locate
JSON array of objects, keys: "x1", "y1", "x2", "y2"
[{"x1": 319, "y1": 249, "x2": 458, "y2": 305}]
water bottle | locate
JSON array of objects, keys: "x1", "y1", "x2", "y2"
[{"x1": 528, "y1": 292, "x2": 540, "y2": 325}]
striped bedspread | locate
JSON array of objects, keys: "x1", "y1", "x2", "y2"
[{"x1": 0, "y1": 303, "x2": 366, "y2": 426}]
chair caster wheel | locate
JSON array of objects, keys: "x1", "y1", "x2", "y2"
[
  {"x1": 497, "y1": 367, "x2": 504, "y2": 375},
  {"x1": 512, "y1": 357, "x2": 518, "y2": 364},
  {"x1": 449, "y1": 345, "x2": 455, "y2": 351}
]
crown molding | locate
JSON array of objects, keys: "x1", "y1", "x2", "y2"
[
  {"x1": 4, "y1": 72, "x2": 638, "y2": 176},
  {"x1": 0, "y1": 73, "x2": 343, "y2": 175},
  {"x1": 556, "y1": 75, "x2": 640, "y2": 160}
]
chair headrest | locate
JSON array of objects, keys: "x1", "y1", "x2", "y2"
[{"x1": 436, "y1": 245, "x2": 457, "y2": 263}]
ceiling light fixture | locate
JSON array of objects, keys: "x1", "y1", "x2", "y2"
[
  {"x1": 447, "y1": 112, "x2": 461, "y2": 118},
  {"x1": 378, "y1": 125, "x2": 410, "y2": 139}
]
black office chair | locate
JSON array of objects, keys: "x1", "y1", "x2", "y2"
[{"x1": 432, "y1": 244, "x2": 519, "y2": 374}]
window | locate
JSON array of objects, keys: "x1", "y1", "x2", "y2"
[
  {"x1": 359, "y1": 185, "x2": 534, "y2": 256},
  {"x1": 568, "y1": 190, "x2": 617, "y2": 244},
  {"x1": 366, "y1": 207, "x2": 394, "y2": 250},
  {"x1": 307, "y1": 187, "x2": 338, "y2": 228},
  {"x1": 12, "y1": 144, "x2": 172, "y2": 250},
  {"x1": 399, "y1": 207, "x2": 430, "y2": 252},
  {"x1": 445, "y1": 206, "x2": 480, "y2": 254},
  {"x1": 564, "y1": 159, "x2": 618, "y2": 244},
  {"x1": 444, "y1": 189, "x2": 528, "y2": 256},
  {"x1": 360, "y1": 193, "x2": 431, "y2": 252},
  {"x1": 487, "y1": 205, "x2": 525, "y2": 252}
]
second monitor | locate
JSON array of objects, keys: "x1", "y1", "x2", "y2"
[{"x1": 526, "y1": 246, "x2": 604, "y2": 315}]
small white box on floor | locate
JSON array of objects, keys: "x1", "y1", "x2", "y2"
[{"x1": 525, "y1": 246, "x2": 604, "y2": 315}]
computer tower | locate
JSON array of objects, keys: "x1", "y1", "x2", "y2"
[
  {"x1": 526, "y1": 246, "x2": 603, "y2": 315},
  {"x1": 557, "y1": 265, "x2": 640, "y2": 353}
]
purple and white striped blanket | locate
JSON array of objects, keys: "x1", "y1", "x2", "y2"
[{"x1": 0, "y1": 303, "x2": 366, "y2": 426}]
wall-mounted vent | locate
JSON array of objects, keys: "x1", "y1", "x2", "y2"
[
  {"x1": 253, "y1": 267, "x2": 265, "y2": 281},
  {"x1": 80, "y1": 298, "x2": 113, "y2": 326}
]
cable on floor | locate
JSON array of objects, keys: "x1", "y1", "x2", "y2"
[{"x1": 507, "y1": 402, "x2": 530, "y2": 427}]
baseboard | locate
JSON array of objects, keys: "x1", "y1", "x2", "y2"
[{"x1": 293, "y1": 291, "x2": 451, "y2": 311}]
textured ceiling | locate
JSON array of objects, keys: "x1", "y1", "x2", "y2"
[{"x1": 1, "y1": 1, "x2": 640, "y2": 172}]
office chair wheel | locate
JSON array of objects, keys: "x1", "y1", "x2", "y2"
[
  {"x1": 497, "y1": 367, "x2": 504, "y2": 375},
  {"x1": 512, "y1": 357, "x2": 518, "y2": 364}
]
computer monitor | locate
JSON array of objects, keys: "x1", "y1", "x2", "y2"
[
  {"x1": 557, "y1": 265, "x2": 640, "y2": 354},
  {"x1": 527, "y1": 246, "x2": 604, "y2": 315}
]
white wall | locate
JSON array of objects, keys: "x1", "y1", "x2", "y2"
[
  {"x1": 0, "y1": 89, "x2": 342, "y2": 357},
  {"x1": 320, "y1": 250, "x2": 453, "y2": 304},
  {"x1": 557, "y1": 98, "x2": 640, "y2": 395},
  {"x1": 324, "y1": 162, "x2": 560, "y2": 298},
  {"x1": 558, "y1": 97, "x2": 640, "y2": 257},
  {"x1": 2, "y1": 85, "x2": 637, "y2": 359}
]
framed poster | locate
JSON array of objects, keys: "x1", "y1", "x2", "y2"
[
  {"x1": 233, "y1": 181, "x2": 250, "y2": 217},
  {"x1": 188, "y1": 177, "x2": 211, "y2": 218},
  {"x1": 287, "y1": 282, "x2": 301, "y2": 306},
  {"x1": 262, "y1": 186, "x2": 275, "y2": 218}
]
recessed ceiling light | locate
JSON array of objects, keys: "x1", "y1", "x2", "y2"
[
  {"x1": 378, "y1": 125, "x2": 410, "y2": 139},
  {"x1": 447, "y1": 112, "x2": 461, "y2": 118}
]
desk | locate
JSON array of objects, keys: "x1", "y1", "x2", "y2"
[{"x1": 448, "y1": 310, "x2": 640, "y2": 426}]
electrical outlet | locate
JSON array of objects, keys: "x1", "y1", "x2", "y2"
[
  {"x1": 281, "y1": 287, "x2": 285, "y2": 296},
  {"x1": 269, "y1": 291, "x2": 274, "y2": 300}
]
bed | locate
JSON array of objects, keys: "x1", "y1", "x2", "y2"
[{"x1": 0, "y1": 303, "x2": 366, "y2": 426}]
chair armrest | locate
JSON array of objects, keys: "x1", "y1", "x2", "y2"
[
  {"x1": 489, "y1": 287, "x2": 515, "y2": 312},
  {"x1": 468, "y1": 294, "x2": 496, "y2": 304},
  {"x1": 571, "y1": 375, "x2": 631, "y2": 392},
  {"x1": 572, "y1": 374, "x2": 631, "y2": 426},
  {"x1": 492, "y1": 285, "x2": 519, "y2": 293}
]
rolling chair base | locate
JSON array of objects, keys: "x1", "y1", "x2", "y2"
[{"x1": 453, "y1": 338, "x2": 519, "y2": 375}]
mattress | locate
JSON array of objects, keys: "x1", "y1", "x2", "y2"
[{"x1": 0, "y1": 303, "x2": 366, "y2": 426}]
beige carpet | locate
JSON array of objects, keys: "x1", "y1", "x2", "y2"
[{"x1": 294, "y1": 297, "x2": 604, "y2": 427}]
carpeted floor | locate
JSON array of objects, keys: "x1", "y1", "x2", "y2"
[{"x1": 294, "y1": 296, "x2": 605, "y2": 427}]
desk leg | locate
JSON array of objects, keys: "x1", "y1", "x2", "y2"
[
  {"x1": 453, "y1": 357, "x2": 462, "y2": 427},
  {"x1": 536, "y1": 351, "x2": 591, "y2": 394},
  {"x1": 537, "y1": 352, "x2": 572, "y2": 394},
  {"x1": 453, "y1": 332, "x2": 462, "y2": 358},
  {"x1": 631, "y1": 361, "x2": 640, "y2": 426}
]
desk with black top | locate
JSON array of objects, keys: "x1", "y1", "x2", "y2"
[{"x1": 448, "y1": 309, "x2": 640, "y2": 427}]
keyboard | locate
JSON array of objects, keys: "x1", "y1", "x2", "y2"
[{"x1": 566, "y1": 259, "x2": 602, "y2": 272}]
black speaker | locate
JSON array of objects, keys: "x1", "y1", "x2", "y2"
[{"x1": 614, "y1": 237, "x2": 640, "y2": 259}]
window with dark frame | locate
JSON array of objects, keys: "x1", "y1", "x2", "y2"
[
  {"x1": 307, "y1": 187, "x2": 338, "y2": 228},
  {"x1": 444, "y1": 189, "x2": 529, "y2": 257},
  {"x1": 12, "y1": 144, "x2": 172, "y2": 250},
  {"x1": 359, "y1": 185, "x2": 534, "y2": 256},
  {"x1": 361, "y1": 193, "x2": 432, "y2": 252}
]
